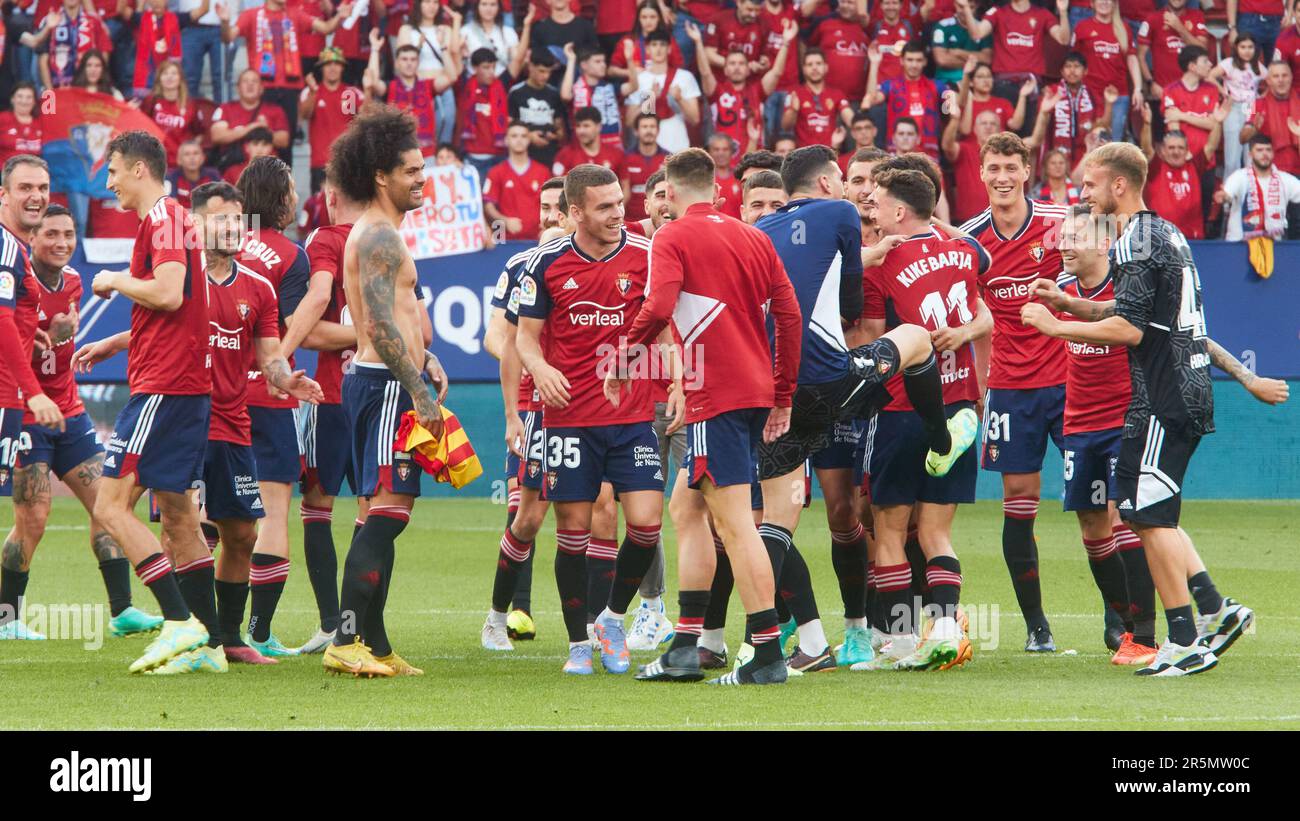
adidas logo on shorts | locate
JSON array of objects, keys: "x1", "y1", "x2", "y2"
[
  {"x1": 103, "y1": 455, "x2": 116, "y2": 468},
  {"x1": 562, "y1": 277, "x2": 580, "y2": 290}
]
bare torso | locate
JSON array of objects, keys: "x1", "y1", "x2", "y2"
[{"x1": 343, "y1": 207, "x2": 423, "y2": 370}]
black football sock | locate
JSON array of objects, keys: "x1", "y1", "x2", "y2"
[
  {"x1": 215, "y1": 579, "x2": 249, "y2": 647},
  {"x1": 1116, "y1": 526, "x2": 1156, "y2": 646},
  {"x1": 554, "y1": 530, "x2": 589, "y2": 643},
  {"x1": 831, "y1": 524, "x2": 868, "y2": 620},
  {"x1": 704, "y1": 539, "x2": 734, "y2": 631},
  {"x1": 336, "y1": 511, "x2": 408, "y2": 647},
  {"x1": 779, "y1": 541, "x2": 819, "y2": 626},
  {"x1": 134, "y1": 553, "x2": 189, "y2": 622},
  {"x1": 1084, "y1": 535, "x2": 1133, "y2": 632},
  {"x1": 606, "y1": 524, "x2": 660, "y2": 615},
  {"x1": 0, "y1": 567, "x2": 29, "y2": 626},
  {"x1": 874, "y1": 562, "x2": 913, "y2": 635},
  {"x1": 1002, "y1": 496, "x2": 1048, "y2": 631},
  {"x1": 586, "y1": 537, "x2": 618, "y2": 621},
  {"x1": 746, "y1": 608, "x2": 782, "y2": 666},
  {"x1": 492, "y1": 526, "x2": 531, "y2": 614},
  {"x1": 902, "y1": 353, "x2": 952, "y2": 454},
  {"x1": 512, "y1": 544, "x2": 535, "y2": 613},
  {"x1": 1187, "y1": 571, "x2": 1223, "y2": 617},
  {"x1": 924, "y1": 555, "x2": 962, "y2": 613},
  {"x1": 865, "y1": 561, "x2": 881, "y2": 631},
  {"x1": 175, "y1": 555, "x2": 220, "y2": 648},
  {"x1": 363, "y1": 542, "x2": 396, "y2": 657},
  {"x1": 753, "y1": 523, "x2": 792, "y2": 643},
  {"x1": 248, "y1": 554, "x2": 289, "y2": 643},
  {"x1": 1166, "y1": 604, "x2": 1197, "y2": 647},
  {"x1": 302, "y1": 506, "x2": 341, "y2": 633},
  {"x1": 904, "y1": 530, "x2": 929, "y2": 607},
  {"x1": 669, "y1": 589, "x2": 710, "y2": 652},
  {"x1": 200, "y1": 522, "x2": 220, "y2": 552},
  {"x1": 98, "y1": 557, "x2": 132, "y2": 617}
]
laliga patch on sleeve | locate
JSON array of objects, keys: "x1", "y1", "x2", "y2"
[
  {"x1": 507, "y1": 286, "x2": 521, "y2": 314},
  {"x1": 519, "y1": 275, "x2": 537, "y2": 307},
  {"x1": 493, "y1": 270, "x2": 510, "y2": 300},
  {"x1": 0, "y1": 271, "x2": 13, "y2": 301}
]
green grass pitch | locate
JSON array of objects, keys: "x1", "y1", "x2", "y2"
[{"x1": 1, "y1": 498, "x2": 1296, "y2": 730}]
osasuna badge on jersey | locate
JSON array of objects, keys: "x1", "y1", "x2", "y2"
[
  {"x1": 615, "y1": 272, "x2": 631, "y2": 295},
  {"x1": 528, "y1": 461, "x2": 540, "y2": 478},
  {"x1": 238, "y1": 301, "x2": 251, "y2": 318},
  {"x1": 988, "y1": 444, "x2": 1000, "y2": 462},
  {"x1": 547, "y1": 470, "x2": 558, "y2": 490},
  {"x1": 1029, "y1": 242, "x2": 1044, "y2": 263},
  {"x1": 397, "y1": 463, "x2": 411, "y2": 482}
]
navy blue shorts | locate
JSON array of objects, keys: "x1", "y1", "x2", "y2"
[
  {"x1": 103, "y1": 394, "x2": 210, "y2": 493},
  {"x1": 980, "y1": 385, "x2": 1065, "y2": 474},
  {"x1": 865, "y1": 402, "x2": 978, "y2": 506},
  {"x1": 300, "y1": 401, "x2": 354, "y2": 497},
  {"x1": 512, "y1": 410, "x2": 546, "y2": 491},
  {"x1": 684, "y1": 408, "x2": 766, "y2": 490},
  {"x1": 0, "y1": 407, "x2": 26, "y2": 497},
  {"x1": 18, "y1": 412, "x2": 103, "y2": 478},
  {"x1": 540, "y1": 421, "x2": 662, "y2": 502},
  {"x1": 250, "y1": 405, "x2": 302, "y2": 484},
  {"x1": 343, "y1": 363, "x2": 423, "y2": 498},
  {"x1": 1062, "y1": 427, "x2": 1122, "y2": 512},
  {"x1": 809, "y1": 420, "x2": 862, "y2": 471},
  {"x1": 202, "y1": 440, "x2": 265, "y2": 521}
]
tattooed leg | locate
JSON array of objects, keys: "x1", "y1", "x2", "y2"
[
  {"x1": 10, "y1": 463, "x2": 52, "y2": 571},
  {"x1": 60, "y1": 454, "x2": 125, "y2": 562}
]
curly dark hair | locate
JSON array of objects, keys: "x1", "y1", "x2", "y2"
[
  {"x1": 236, "y1": 155, "x2": 295, "y2": 230},
  {"x1": 326, "y1": 103, "x2": 421, "y2": 205}
]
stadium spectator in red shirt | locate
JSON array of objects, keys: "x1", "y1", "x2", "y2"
[
  {"x1": 139, "y1": 60, "x2": 201, "y2": 170},
  {"x1": 552, "y1": 107, "x2": 625, "y2": 175},
  {"x1": 298, "y1": 47, "x2": 363, "y2": 193},
  {"x1": 222, "y1": 128, "x2": 277, "y2": 185},
  {"x1": 943, "y1": 106, "x2": 1003, "y2": 222},
  {"x1": 596, "y1": 0, "x2": 637, "y2": 53},
  {"x1": 708, "y1": 132, "x2": 744, "y2": 219},
  {"x1": 363, "y1": 34, "x2": 460, "y2": 157},
  {"x1": 210, "y1": 70, "x2": 292, "y2": 170},
  {"x1": 839, "y1": 110, "x2": 879, "y2": 175},
  {"x1": 132, "y1": 0, "x2": 182, "y2": 99},
  {"x1": 1160, "y1": 45, "x2": 1222, "y2": 172},
  {"x1": 1044, "y1": 52, "x2": 1113, "y2": 167},
  {"x1": 782, "y1": 49, "x2": 853, "y2": 147},
  {"x1": 609, "y1": 0, "x2": 685, "y2": 81},
  {"x1": 1272, "y1": 0, "x2": 1300, "y2": 76},
  {"x1": 1072, "y1": 0, "x2": 1144, "y2": 141},
  {"x1": 1139, "y1": 122, "x2": 1207, "y2": 239},
  {"x1": 0, "y1": 84, "x2": 42, "y2": 171},
  {"x1": 32, "y1": 0, "x2": 113, "y2": 90},
  {"x1": 166, "y1": 139, "x2": 221, "y2": 210},
  {"x1": 220, "y1": 0, "x2": 348, "y2": 162},
  {"x1": 759, "y1": 0, "x2": 801, "y2": 138},
  {"x1": 1036, "y1": 148, "x2": 1083, "y2": 205},
  {"x1": 865, "y1": 0, "x2": 918, "y2": 86},
  {"x1": 1239, "y1": 59, "x2": 1300, "y2": 174},
  {"x1": 697, "y1": 17, "x2": 796, "y2": 155},
  {"x1": 459, "y1": 48, "x2": 512, "y2": 182},
  {"x1": 620, "y1": 112, "x2": 668, "y2": 220},
  {"x1": 484, "y1": 122, "x2": 552, "y2": 239},
  {"x1": 703, "y1": 0, "x2": 765, "y2": 80},
  {"x1": 958, "y1": 60, "x2": 1027, "y2": 133},
  {"x1": 864, "y1": 39, "x2": 945, "y2": 160},
  {"x1": 958, "y1": 0, "x2": 1069, "y2": 112},
  {"x1": 560, "y1": 42, "x2": 624, "y2": 150},
  {"x1": 809, "y1": 0, "x2": 871, "y2": 102},
  {"x1": 1137, "y1": 0, "x2": 1210, "y2": 98}
]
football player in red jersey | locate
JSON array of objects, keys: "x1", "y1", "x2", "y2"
[
  {"x1": 859, "y1": 167, "x2": 992, "y2": 671},
  {"x1": 3, "y1": 205, "x2": 165, "y2": 642},
  {"x1": 324, "y1": 107, "x2": 449, "y2": 678},
  {"x1": 515, "y1": 165, "x2": 677, "y2": 676},
  {"x1": 80, "y1": 133, "x2": 237, "y2": 673},
  {"x1": 958, "y1": 130, "x2": 1070, "y2": 653}
]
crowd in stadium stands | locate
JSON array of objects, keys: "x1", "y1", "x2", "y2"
[{"x1": 2, "y1": 0, "x2": 1299, "y2": 242}]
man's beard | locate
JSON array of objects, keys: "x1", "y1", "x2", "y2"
[{"x1": 1254, "y1": 158, "x2": 1272, "y2": 173}]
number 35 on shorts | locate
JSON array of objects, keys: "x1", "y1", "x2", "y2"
[{"x1": 546, "y1": 435, "x2": 582, "y2": 468}]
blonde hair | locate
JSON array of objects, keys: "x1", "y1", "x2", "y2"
[
  {"x1": 149, "y1": 59, "x2": 189, "y2": 110},
  {"x1": 1087, "y1": 142, "x2": 1148, "y2": 190}
]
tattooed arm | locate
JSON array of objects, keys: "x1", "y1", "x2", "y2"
[
  {"x1": 357, "y1": 222, "x2": 441, "y2": 431},
  {"x1": 1030, "y1": 277, "x2": 1115, "y2": 320},
  {"x1": 1207, "y1": 339, "x2": 1291, "y2": 405},
  {"x1": 256, "y1": 337, "x2": 325, "y2": 404}
]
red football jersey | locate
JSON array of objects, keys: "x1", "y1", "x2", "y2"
[
  {"x1": 761, "y1": 3, "x2": 800, "y2": 92},
  {"x1": 207, "y1": 262, "x2": 280, "y2": 445},
  {"x1": 28, "y1": 267, "x2": 85, "y2": 420},
  {"x1": 970, "y1": 96, "x2": 1014, "y2": 130},
  {"x1": 237, "y1": 228, "x2": 310, "y2": 409},
  {"x1": 127, "y1": 197, "x2": 210, "y2": 395},
  {"x1": 621, "y1": 147, "x2": 667, "y2": 221},
  {"x1": 1161, "y1": 79, "x2": 1217, "y2": 167},
  {"x1": 1274, "y1": 25, "x2": 1300, "y2": 77},
  {"x1": 716, "y1": 173, "x2": 743, "y2": 219},
  {"x1": 304, "y1": 82, "x2": 363, "y2": 169},
  {"x1": 623, "y1": 202, "x2": 803, "y2": 423},
  {"x1": 303, "y1": 223, "x2": 353, "y2": 405},
  {"x1": 790, "y1": 83, "x2": 849, "y2": 147},
  {"x1": 1060, "y1": 275, "x2": 1130, "y2": 434},
  {"x1": 1143, "y1": 157, "x2": 1204, "y2": 239},
  {"x1": 985, "y1": 4, "x2": 1059, "y2": 76},
  {"x1": 866, "y1": 19, "x2": 915, "y2": 85},
  {"x1": 235, "y1": 7, "x2": 313, "y2": 89},
  {"x1": 1071, "y1": 17, "x2": 1134, "y2": 100},
  {"x1": 1137, "y1": 10, "x2": 1208, "y2": 88},
  {"x1": 0, "y1": 112, "x2": 41, "y2": 170},
  {"x1": 211, "y1": 100, "x2": 290, "y2": 144},
  {"x1": 0, "y1": 226, "x2": 41, "y2": 410},
  {"x1": 551, "y1": 141, "x2": 624, "y2": 176},
  {"x1": 166, "y1": 168, "x2": 222, "y2": 211},
  {"x1": 484, "y1": 159, "x2": 551, "y2": 240},
  {"x1": 960, "y1": 198, "x2": 1068, "y2": 390},
  {"x1": 865, "y1": 232, "x2": 988, "y2": 409},
  {"x1": 516, "y1": 230, "x2": 654, "y2": 426},
  {"x1": 704, "y1": 13, "x2": 764, "y2": 77},
  {"x1": 951, "y1": 137, "x2": 989, "y2": 223},
  {"x1": 811, "y1": 17, "x2": 871, "y2": 101},
  {"x1": 140, "y1": 97, "x2": 199, "y2": 168},
  {"x1": 709, "y1": 79, "x2": 765, "y2": 153}
]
